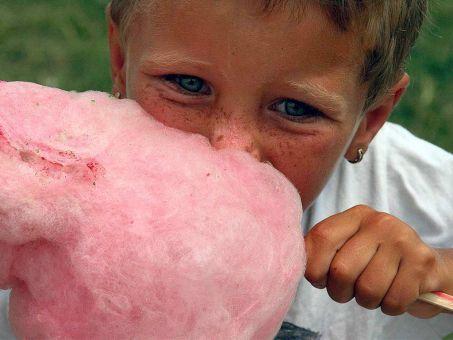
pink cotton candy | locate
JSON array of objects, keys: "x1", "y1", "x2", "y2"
[{"x1": 0, "y1": 81, "x2": 305, "y2": 339}]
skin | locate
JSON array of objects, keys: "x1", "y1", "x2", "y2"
[{"x1": 107, "y1": 0, "x2": 453, "y2": 318}]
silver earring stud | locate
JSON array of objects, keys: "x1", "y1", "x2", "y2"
[
  {"x1": 114, "y1": 91, "x2": 121, "y2": 99},
  {"x1": 349, "y1": 148, "x2": 365, "y2": 164}
]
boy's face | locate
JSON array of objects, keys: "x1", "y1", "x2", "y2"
[{"x1": 110, "y1": 1, "x2": 370, "y2": 209}]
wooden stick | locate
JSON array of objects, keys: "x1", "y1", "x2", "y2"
[{"x1": 418, "y1": 292, "x2": 453, "y2": 312}]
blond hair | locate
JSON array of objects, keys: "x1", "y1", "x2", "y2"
[{"x1": 109, "y1": 0, "x2": 427, "y2": 109}]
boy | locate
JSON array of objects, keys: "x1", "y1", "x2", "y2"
[
  {"x1": 0, "y1": 1, "x2": 451, "y2": 339},
  {"x1": 106, "y1": 0, "x2": 453, "y2": 338}
]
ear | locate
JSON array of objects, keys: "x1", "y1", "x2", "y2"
[
  {"x1": 345, "y1": 73, "x2": 410, "y2": 162},
  {"x1": 106, "y1": 3, "x2": 126, "y2": 97}
]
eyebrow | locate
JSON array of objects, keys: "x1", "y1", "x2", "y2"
[
  {"x1": 140, "y1": 52, "x2": 215, "y2": 71},
  {"x1": 286, "y1": 81, "x2": 347, "y2": 117}
]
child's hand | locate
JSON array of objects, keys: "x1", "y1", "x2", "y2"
[{"x1": 304, "y1": 205, "x2": 453, "y2": 318}]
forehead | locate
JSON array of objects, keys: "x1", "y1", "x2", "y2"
[
  {"x1": 126, "y1": 0, "x2": 366, "y2": 110},
  {"x1": 129, "y1": 0, "x2": 361, "y2": 65}
]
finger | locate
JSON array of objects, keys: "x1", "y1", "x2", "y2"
[
  {"x1": 326, "y1": 231, "x2": 380, "y2": 303},
  {"x1": 407, "y1": 300, "x2": 444, "y2": 319},
  {"x1": 381, "y1": 259, "x2": 420, "y2": 316},
  {"x1": 354, "y1": 244, "x2": 400, "y2": 309},
  {"x1": 304, "y1": 206, "x2": 370, "y2": 288}
]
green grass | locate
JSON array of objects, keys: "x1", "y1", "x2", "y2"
[
  {"x1": 392, "y1": 1, "x2": 453, "y2": 152},
  {"x1": 1, "y1": 0, "x2": 451, "y2": 151},
  {"x1": 0, "y1": 0, "x2": 111, "y2": 91},
  {"x1": 443, "y1": 333, "x2": 453, "y2": 340}
]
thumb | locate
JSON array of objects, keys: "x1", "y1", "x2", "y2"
[{"x1": 407, "y1": 300, "x2": 444, "y2": 319}]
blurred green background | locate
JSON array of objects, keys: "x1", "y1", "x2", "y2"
[{"x1": 0, "y1": 0, "x2": 451, "y2": 151}]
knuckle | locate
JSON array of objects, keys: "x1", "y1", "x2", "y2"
[
  {"x1": 350, "y1": 205, "x2": 373, "y2": 219},
  {"x1": 352, "y1": 204, "x2": 372, "y2": 213},
  {"x1": 392, "y1": 235, "x2": 409, "y2": 249},
  {"x1": 368, "y1": 212, "x2": 394, "y2": 231},
  {"x1": 329, "y1": 260, "x2": 355, "y2": 286},
  {"x1": 374, "y1": 211, "x2": 393, "y2": 223},
  {"x1": 418, "y1": 246, "x2": 436, "y2": 267},
  {"x1": 401, "y1": 227, "x2": 418, "y2": 241},
  {"x1": 310, "y1": 227, "x2": 332, "y2": 245},
  {"x1": 358, "y1": 211, "x2": 396, "y2": 235},
  {"x1": 391, "y1": 229, "x2": 417, "y2": 249}
]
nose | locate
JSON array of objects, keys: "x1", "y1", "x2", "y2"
[{"x1": 209, "y1": 114, "x2": 263, "y2": 162}]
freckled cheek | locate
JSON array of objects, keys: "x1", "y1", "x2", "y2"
[
  {"x1": 267, "y1": 133, "x2": 347, "y2": 208},
  {"x1": 130, "y1": 88, "x2": 207, "y2": 135},
  {"x1": 135, "y1": 94, "x2": 175, "y2": 124}
]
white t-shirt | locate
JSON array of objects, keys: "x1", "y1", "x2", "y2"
[{"x1": 0, "y1": 123, "x2": 452, "y2": 339}]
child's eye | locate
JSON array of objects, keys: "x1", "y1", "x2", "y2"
[
  {"x1": 270, "y1": 99, "x2": 324, "y2": 122},
  {"x1": 163, "y1": 74, "x2": 211, "y2": 95}
]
